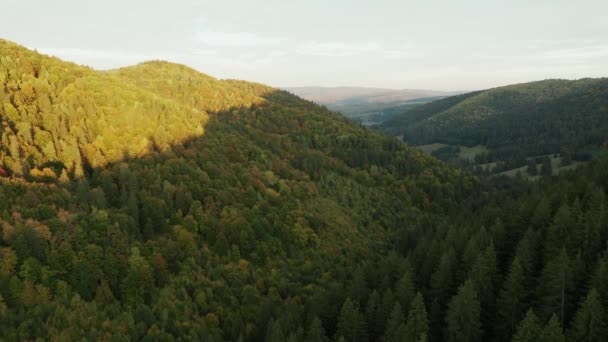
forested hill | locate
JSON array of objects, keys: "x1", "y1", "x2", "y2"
[
  {"x1": 0, "y1": 39, "x2": 474, "y2": 340},
  {"x1": 3, "y1": 39, "x2": 608, "y2": 342},
  {"x1": 378, "y1": 79, "x2": 608, "y2": 165}
]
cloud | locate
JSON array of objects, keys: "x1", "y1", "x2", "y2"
[{"x1": 195, "y1": 31, "x2": 282, "y2": 48}]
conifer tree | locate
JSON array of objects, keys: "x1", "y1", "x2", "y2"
[
  {"x1": 446, "y1": 280, "x2": 482, "y2": 342},
  {"x1": 335, "y1": 298, "x2": 367, "y2": 342},
  {"x1": 536, "y1": 248, "x2": 573, "y2": 323},
  {"x1": 385, "y1": 302, "x2": 405, "y2": 342},
  {"x1": 404, "y1": 292, "x2": 429, "y2": 342},
  {"x1": 306, "y1": 317, "x2": 327, "y2": 342},
  {"x1": 395, "y1": 271, "x2": 415, "y2": 314},
  {"x1": 496, "y1": 257, "x2": 528, "y2": 341},
  {"x1": 568, "y1": 289, "x2": 606, "y2": 342},
  {"x1": 511, "y1": 309, "x2": 541, "y2": 342},
  {"x1": 538, "y1": 314, "x2": 564, "y2": 342}
]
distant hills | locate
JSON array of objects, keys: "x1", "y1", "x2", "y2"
[
  {"x1": 285, "y1": 86, "x2": 457, "y2": 105},
  {"x1": 285, "y1": 86, "x2": 460, "y2": 125},
  {"x1": 378, "y1": 78, "x2": 608, "y2": 176}
]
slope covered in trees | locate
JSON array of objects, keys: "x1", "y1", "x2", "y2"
[
  {"x1": 1, "y1": 39, "x2": 608, "y2": 342},
  {"x1": 378, "y1": 79, "x2": 608, "y2": 171},
  {"x1": 0, "y1": 39, "x2": 472, "y2": 340}
]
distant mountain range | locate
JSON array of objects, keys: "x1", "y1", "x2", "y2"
[
  {"x1": 285, "y1": 86, "x2": 462, "y2": 125},
  {"x1": 285, "y1": 86, "x2": 460, "y2": 105}
]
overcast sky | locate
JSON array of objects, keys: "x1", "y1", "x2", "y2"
[{"x1": 2, "y1": 0, "x2": 607, "y2": 90}]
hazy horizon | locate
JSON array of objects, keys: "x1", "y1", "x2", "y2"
[{"x1": 2, "y1": 0, "x2": 607, "y2": 91}]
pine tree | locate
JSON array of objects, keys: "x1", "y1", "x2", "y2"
[
  {"x1": 404, "y1": 292, "x2": 429, "y2": 342},
  {"x1": 335, "y1": 298, "x2": 367, "y2": 342},
  {"x1": 446, "y1": 280, "x2": 482, "y2": 342},
  {"x1": 365, "y1": 290, "x2": 381, "y2": 340},
  {"x1": 568, "y1": 289, "x2": 606, "y2": 342},
  {"x1": 591, "y1": 255, "x2": 608, "y2": 309},
  {"x1": 511, "y1": 309, "x2": 540, "y2": 342},
  {"x1": 530, "y1": 197, "x2": 551, "y2": 230},
  {"x1": 496, "y1": 257, "x2": 528, "y2": 341},
  {"x1": 306, "y1": 317, "x2": 327, "y2": 342},
  {"x1": 468, "y1": 244, "x2": 498, "y2": 332},
  {"x1": 545, "y1": 204, "x2": 573, "y2": 259},
  {"x1": 536, "y1": 248, "x2": 573, "y2": 323},
  {"x1": 375, "y1": 289, "x2": 395, "y2": 337},
  {"x1": 349, "y1": 266, "x2": 368, "y2": 305},
  {"x1": 538, "y1": 314, "x2": 564, "y2": 342},
  {"x1": 265, "y1": 318, "x2": 285, "y2": 342},
  {"x1": 514, "y1": 227, "x2": 541, "y2": 280},
  {"x1": 385, "y1": 302, "x2": 405, "y2": 342},
  {"x1": 395, "y1": 271, "x2": 415, "y2": 314}
]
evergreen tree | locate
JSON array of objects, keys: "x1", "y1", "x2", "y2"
[
  {"x1": 385, "y1": 302, "x2": 406, "y2": 342},
  {"x1": 545, "y1": 203, "x2": 573, "y2": 259},
  {"x1": 496, "y1": 257, "x2": 528, "y2": 341},
  {"x1": 511, "y1": 309, "x2": 540, "y2": 342},
  {"x1": 446, "y1": 280, "x2": 482, "y2": 342},
  {"x1": 538, "y1": 314, "x2": 564, "y2": 342},
  {"x1": 365, "y1": 290, "x2": 381, "y2": 340},
  {"x1": 395, "y1": 271, "x2": 415, "y2": 314},
  {"x1": 306, "y1": 317, "x2": 327, "y2": 342},
  {"x1": 335, "y1": 298, "x2": 367, "y2": 342},
  {"x1": 468, "y1": 244, "x2": 498, "y2": 337},
  {"x1": 591, "y1": 255, "x2": 608, "y2": 309},
  {"x1": 568, "y1": 289, "x2": 606, "y2": 342},
  {"x1": 265, "y1": 318, "x2": 285, "y2": 342},
  {"x1": 404, "y1": 292, "x2": 429, "y2": 342},
  {"x1": 536, "y1": 248, "x2": 573, "y2": 323}
]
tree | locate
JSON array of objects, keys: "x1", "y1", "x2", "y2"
[
  {"x1": 468, "y1": 244, "x2": 498, "y2": 334},
  {"x1": 496, "y1": 257, "x2": 528, "y2": 341},
  {"x1": 545, "y1": 204, "x2": 573, "y2": 259},
  {"x1": 335, "y1": 298, "x2": 367, "y2": 342},
  {"x1": 536, "y1": 248, "x2": 573, "y2": 323},
  {"x1": 265, "y1": 318, "x2": 285, "y2": 342},
  {"x1": 306, "y1": 317, "x2": 327, "y2": 342},
  {"x1": 511, "y1": 309, "x2": 540, "y2": 342},
  {"x1": 385, "y1": 302, "x2": 405, "y2": 342},
  {"x1": 568, "y1": 289, "x2": 606, "y2": 342},
  {"x1": 538, "y1": 314, "x2": 564, "y2": 342},
  {"x1": 365, "y1": 290, "x2": 382, "y2": 340},
  {"x1": 446, "y1": 280, "x2": 482, "y2": 342},
  {"x1": 404, "y1": 292, "x2": 429, "y2": 342},
  {"x1": 395, "y1": 271, "x2": 415, "y2": 314}
]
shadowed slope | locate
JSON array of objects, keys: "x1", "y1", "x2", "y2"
[{"x1": 0, "y1": 38, "x2": 477, "y2": 341}]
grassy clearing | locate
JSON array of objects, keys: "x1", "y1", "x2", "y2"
[
  {"x1": 458, "y1": 145, "x2": 488, "y2": 161},
  {"x1": 416, "y1": 143, "x2": 449, "y2": 154}
]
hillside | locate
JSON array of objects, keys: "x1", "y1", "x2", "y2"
[
  {"x1": 0, "y1": 39, "x2": 472, "y2": 340},
  {"x1": 379, "y1": 79, "x2": 608, "y2": 174},
  {"x1": 2, "y1": 39, "x2": 608, "y2": 342}
]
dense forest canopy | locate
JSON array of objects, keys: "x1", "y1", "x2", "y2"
[
  {"x1": 378, "y1": 79, "x2": 608, "y2": 172},
  {"x1": 1, "y1": 38, "x2": 608, "y2": 342}
]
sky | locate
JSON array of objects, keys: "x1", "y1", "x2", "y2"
[{"x1": 1, "y1": 0, "x2": 608, "y2": 91}]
